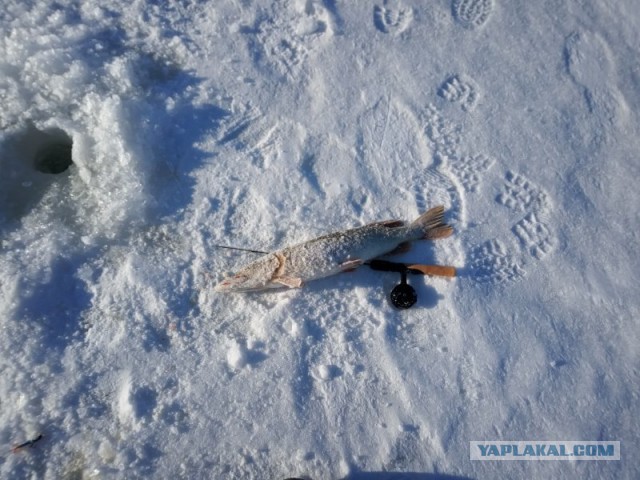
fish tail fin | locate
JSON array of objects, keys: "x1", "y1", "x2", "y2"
[{"x1": 411, "y1": 206, "x2": 454, "y2": 240}]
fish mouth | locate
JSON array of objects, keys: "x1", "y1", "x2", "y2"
[{"x1": 213, "y1": 275, "x2": 249, "y2": 292}]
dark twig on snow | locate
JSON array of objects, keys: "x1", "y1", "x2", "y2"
[{"x1": 11, "y1": 433, "x2": 43, "y2": 453}]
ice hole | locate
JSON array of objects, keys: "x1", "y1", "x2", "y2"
[
  {"x1": 34, "y1": 131, "x2": 73, "y2": 174},
  {"x1": 0, "y1": 125, "x2": 75, "y2": 225}
]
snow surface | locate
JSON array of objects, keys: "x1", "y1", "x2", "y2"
[{"x1": 1, "y1": 0, "x2": 639, "y2": 478}]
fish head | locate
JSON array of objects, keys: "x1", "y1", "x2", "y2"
[{"x1": 214, "y1": 254, "x2": 281, "y2": 292}]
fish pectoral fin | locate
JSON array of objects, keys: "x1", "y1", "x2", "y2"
[
  {"x1": 339, "y1": 259, "x2": 364, "y2": 272},
  {"x1": 274, "y1": 276, "x2": 303, "y2": 288}
]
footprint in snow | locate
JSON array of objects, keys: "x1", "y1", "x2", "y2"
[{"x1": 373, "y1": 1, "x2": 413, "y2": 35}]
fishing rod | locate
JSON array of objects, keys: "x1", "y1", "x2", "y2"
[
  {"x1": 213, "y1": 244, "x2": 456, "y2": 309},
  {"x1": 366, "y1": 259, "x2": 456, "y2": 309}
]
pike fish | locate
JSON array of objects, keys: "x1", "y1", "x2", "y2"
[{"x1": 214, "y1": 205, "x2": 453, "y2": 292}]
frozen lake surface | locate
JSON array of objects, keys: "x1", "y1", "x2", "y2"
[{"x1": 1, "y1": 1, "x2": 638, "y2": 478}]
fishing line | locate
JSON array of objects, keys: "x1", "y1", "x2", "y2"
[{"x1": 212, "y1": 244, "x2": 268, "y2": 255}]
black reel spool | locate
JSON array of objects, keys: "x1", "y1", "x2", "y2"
[
  {"x1": 368, "y1": 260, "x2": 418, "y2": 309},
  {"x1": 390, "y1": 270, "x2": 417, "y2": 309}
]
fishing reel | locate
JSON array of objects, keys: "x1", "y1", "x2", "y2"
[{"x1": 367, "y1": 259, "x2": 456, "y2": 309}]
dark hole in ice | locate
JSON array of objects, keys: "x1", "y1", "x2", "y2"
[
  {"x1": 0, "y1": 125, "x2": 75, "y2": 227},
  {"x1": 35, "y1": 140, "x2": 73, "y2": 174}
]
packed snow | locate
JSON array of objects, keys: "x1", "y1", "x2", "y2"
[{"x1": 1, "y1": 0, "x2": 639, "y2": 478}]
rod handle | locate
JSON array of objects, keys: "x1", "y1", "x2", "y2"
[{"x1": 407, "y1": 264, "x2": 457, "y2": 277}]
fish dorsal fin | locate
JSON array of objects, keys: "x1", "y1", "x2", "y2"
[{"x1": 371, "y1": 220, "x2": 405, "y2": 228}]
